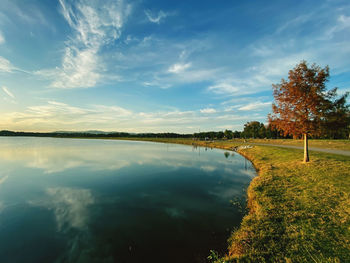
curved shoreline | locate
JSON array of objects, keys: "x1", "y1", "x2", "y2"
[
  {"x1": 2, "y1": 136, "x2": 348, "y2": 261},
  {"x1": 111, "y1": 138, "x2": 349, "y2": 262}
]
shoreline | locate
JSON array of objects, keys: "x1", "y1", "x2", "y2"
[
  {"x1": 90, "y1": 137, "x2": 349, "y2": 262},
  {"x1": 1, "y1": 136, "x2": 349, "y2": 261}
]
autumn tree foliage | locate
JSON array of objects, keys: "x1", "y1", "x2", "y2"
[{"x1": 269, "y1": 61, "x2": 337, "y2": 162}]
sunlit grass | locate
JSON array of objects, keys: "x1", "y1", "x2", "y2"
[{"x1": 219, "y1": 146, "x2": 350, "y2": 262}]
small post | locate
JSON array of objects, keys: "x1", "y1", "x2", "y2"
[{"x1": 303, "y1": 133, "x2": 309, "y2": 163}]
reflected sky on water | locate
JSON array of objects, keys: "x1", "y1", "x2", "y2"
[{"x1": 0, "y1": 137, "x2": 255, "y2": 263}]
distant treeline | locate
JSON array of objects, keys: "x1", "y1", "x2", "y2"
[
  {"x1": 193, "y1": 123, "x2": 286, "y2": 139},
  {"x1": 1, "y1": 118, "x2": 349, "y2": 140},
  {"x1": 0, "y1": 130, "x2": 193, "y2": 138}
]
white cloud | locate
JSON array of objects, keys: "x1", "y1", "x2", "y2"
[
  {"x1": 149, "y1": 67, "x2": 219, "y2": 88},
  {"x1": 0, "y1": 56, "x2": 32, "y2": 75},
  {"x1": 3, "y1": 0, "x2": 54, "y2": 29},
  {"x1": 38, "y1": 0, "x2": 132, "y2": 89},
  {"x1": 168, "y1": 62, "x2": 191, "y2": 73},
  {"x1": 339, "y1": 14, "x2": 350, "y2": 27},
  {"x1": 124, "y1": 34, "x2": 138, "y2": 44},
  {"x1": 217, "y1": 124, "x2": 242, "y2": 130},
  {"x1": 207, "y1": 52, "x2": 310, "y2": 96},
  {"x1": 0, "y1": 56, "x2": 14, "y2": 73},
  {"x1": 200, "y1": 108, "x2": 216, "y2": 114},
  {"x1": 51, "y1": 47, "x2": 100, "y2": 89},
  {"x1": 325, "y1": 14, "x2": 350, "y2": 39},
  {"x1": 208, "y1": 82, "x2": 240, "y2": 94},
  {"x1": 2, "y1": 86, "x2": 15, "y2": 99},
  {"x1": 276, "y1": 14, "x2": 313, "y2": 34},
  {"x1": 1, "y1": 99, "x2": 261, "y2": 132},
  {"x1": 93, "y1": 104, "x2": 132, "y2": 117},
  {"x1": 27, "y1": 100, "x2": 91, "y2": 117},
  {"x1": 145, "y1": 9, "x2": 168, "y2": 24},
  {"x1": 238, "y1": 101, "x2": 271, "y2": 111},
  {"x1": 112, "y1": 3, "x2": 350, "y2": 97},
  {"x1": 1, "y1": 100, "x2": 136, "y2": 132},
  {"x1": 0, "y1": 31, "x2": 4, "y2": 44},
  {"x1": 251, "y1": 46, "x2": 274, "y2": 57}
]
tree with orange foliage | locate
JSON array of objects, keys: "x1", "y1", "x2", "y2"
[{"x1": 269, "y1": 61, "x2": 335, "y2": 162}]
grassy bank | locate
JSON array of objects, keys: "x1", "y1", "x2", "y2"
[
  {"x1": 218, "y1": 145, "x2": 350, "y2": 262},
  {"x1": 112, "y1": 138, "x2": 349, "y2": 262}
]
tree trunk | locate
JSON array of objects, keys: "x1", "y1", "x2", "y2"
[{"x1": 303, "y1": 133, "x2": 309, "y2": 163}]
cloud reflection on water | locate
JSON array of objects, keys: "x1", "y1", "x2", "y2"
[
  {"x1": 0, "y1": 175, "x2": 8, "y2": 185},
  {"x1": 29, "y1": 187, "x2": 94, "y2": 231},
  {"x1": 0, "y1": 137, "x2": 256, "y2": 262},
  {"x1": 46, "y1": 187, "x2": 94, "y2": 230},
  {"x1": 0, "y1": 175, "x2": 9, "y2": 213},
  {"x1": 0, "y1": 138, "x2": 255, "y2": 178}
]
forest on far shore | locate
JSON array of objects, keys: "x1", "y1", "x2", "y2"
[{"x1": 0, "y1": 117, "x2": 349, "y2": 141}]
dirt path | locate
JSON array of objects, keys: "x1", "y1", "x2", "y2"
[{"x1": 252, "y1": 143, "x2": 350, "y2": 157}]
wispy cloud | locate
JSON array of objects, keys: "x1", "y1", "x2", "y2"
[
  {"x1": 92, "y1": 104, "x2": 132, "y2": 117},
  {"x1": 1, "y1": 0, "x2": 350, "y2": 133},
  {"x1": 37, "y1": 0, "x2": 132, "y2": 89},
  {"x1": 238, "y1": 101, "x2": 271, "y2": 111},
  {"x1": 0, "y1": 0, "x2": 55, "y2": 31},
  {"x1": 2, "y1": 86, "x2": 15, "y2": 99},
  {"x1": 1, "y1": 100, "x2": 266, "y2": 133},
  {"x1": 275, "y1": 13, "x2": 313, "y2": 34},
  {"x1": 144, "y1": 9, "x2": 169, "y2": 24},
  {"x1": 0, "y1": 56, "x2": 36, "y2": 75},
  {"x1": 325, "y1": 14, "x2": 350, "y2": 39},
  {"x1": 168, "y1": 62, "x2": 191, "y2": 74},
  {"x1": 0, "y1": 56, "x2": 15, "y2": 73},
  {"x1": 207, "y1": 51, "x2": 311, "y2": 96},
  {"x1": 200, "y1": 108, "x2": 216, "y2": 114},
  {"x1": 208, "y1": 82, "x2": 240, "y2": 94},
  {"x1": 0, "y1": 31, "x2": 4, "y2": 44},
  {"x1": 38, "y1": 47, "x2": 100, "y2": 89},
  {"x1": 1, "y1": 100, "x2": 133, "y2": 131}
]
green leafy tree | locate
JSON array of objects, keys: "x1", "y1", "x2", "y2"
[
  {"x1": 322, "y1": 91, "x2": 350, "y2": 139},
  {"x1": 233, "y1": 130, "x2": 241, "y2": 138},
  {"x1": 224, "y1": 129, "x2": 233, "y2": 139},
  {"x1": 242, "y1": 121, "x2": 265, "y2": 138}
]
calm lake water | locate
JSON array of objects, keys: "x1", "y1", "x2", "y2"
[{"x1": 0, "y1": 137, "x2": 255, "y2": 263}]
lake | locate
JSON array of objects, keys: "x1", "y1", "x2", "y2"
[{"x1": 0, "y1": 137, "x2": 255, "y2": 263}]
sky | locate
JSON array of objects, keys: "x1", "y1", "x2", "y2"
[{"x1": 0, "y1": 0, "x2": 349, "y2": 133}]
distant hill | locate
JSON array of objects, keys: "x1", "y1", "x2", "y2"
[{"x1": 54, "y1": 130, "x2": 117, "y2": 135}]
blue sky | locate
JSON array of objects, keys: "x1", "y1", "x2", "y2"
[{"x1": 0, "y1": 0, "x2": 349, "y2": 133}]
